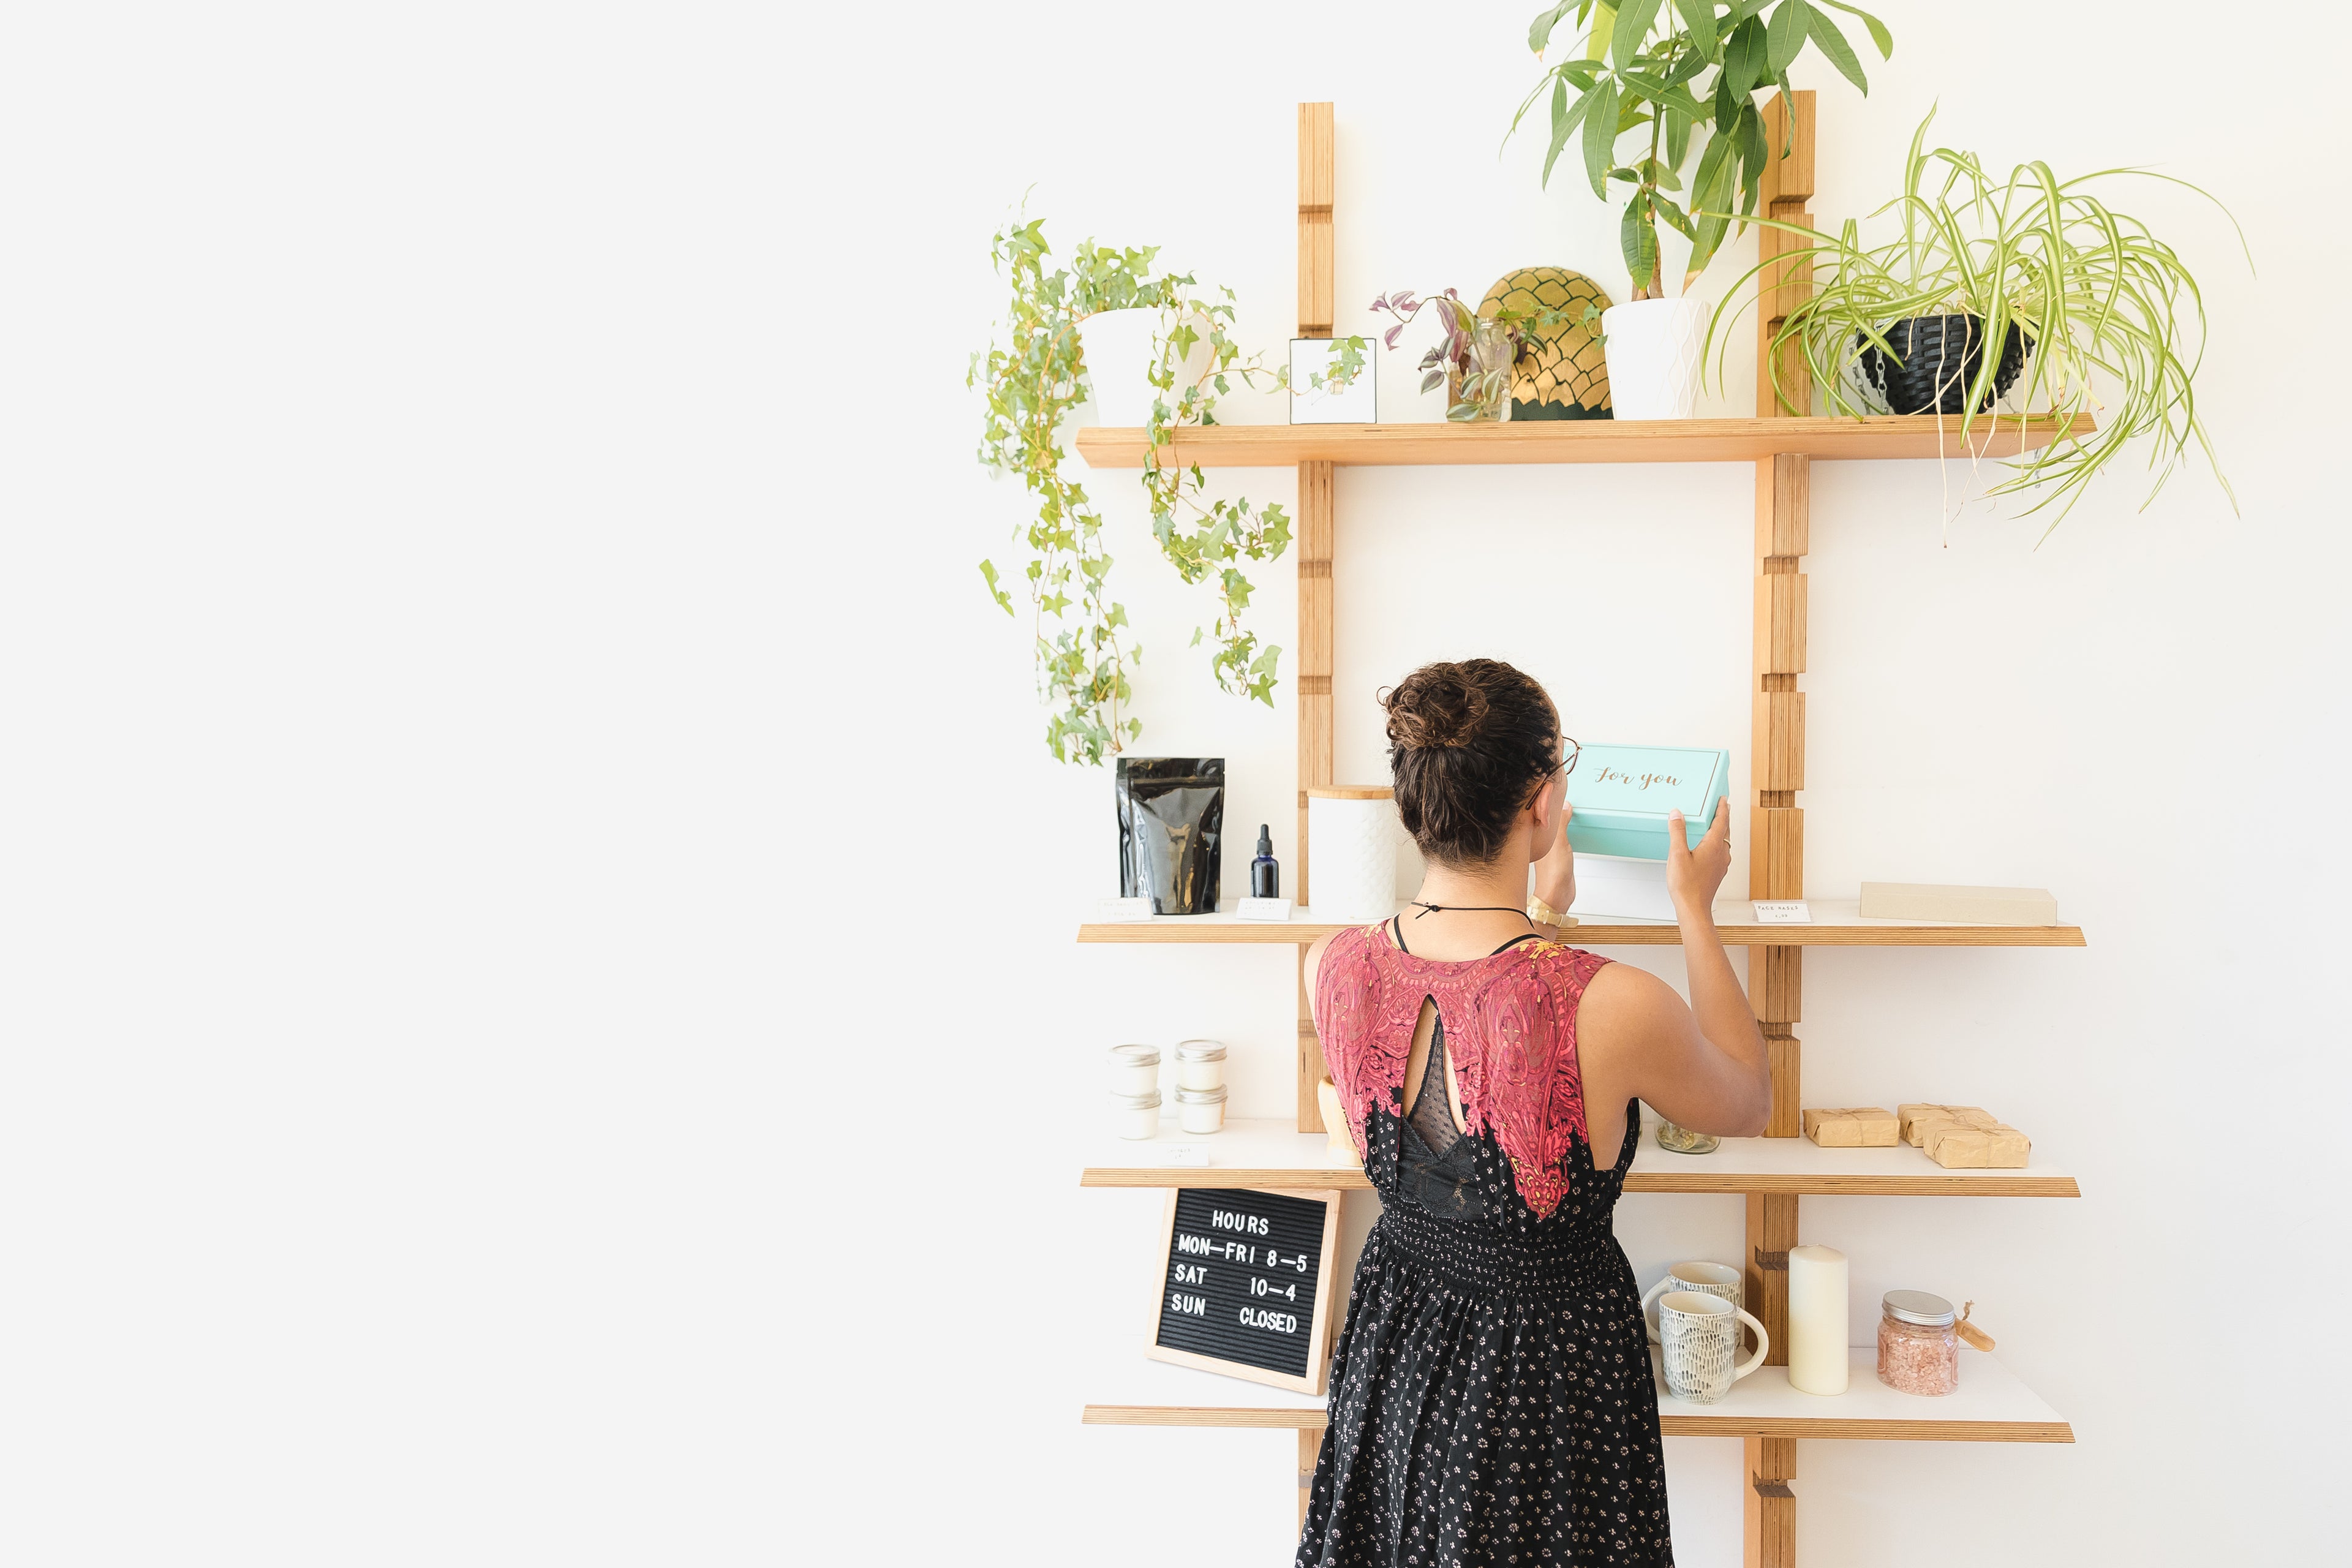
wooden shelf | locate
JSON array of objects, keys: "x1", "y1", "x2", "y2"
[
  {"x1": 1085, "y1": 1348, "x2": 2070, "y2": 1443},
  {"x1": 1080, "y1": 1117, "x2": 2079, "y2": 1197},
  {"x1": 1078, "y1": 899, "x2": 2086, "y2": 949},
  {"x1": 1075, "y1": 414, "x2": 2095, "y2": 470}
]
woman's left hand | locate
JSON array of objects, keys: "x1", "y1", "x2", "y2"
[{"x1": 1532, "y1": 804, "x2": 1575, "y2": 914}]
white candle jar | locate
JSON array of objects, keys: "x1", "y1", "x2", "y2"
[
  {"x1": 1174, "y1": 1084, "x2": 1227, "y2": 1134},
  {"x1": 1174, "y1": 1039, "x2": 1226, "y2": 1091},
  {"x1": 1112, "y1": 1089, "x2": 1163, "y2": 1140},
  {"x1": 1107, "y1": 1044, "x2": 1160, "y2": 1096}
]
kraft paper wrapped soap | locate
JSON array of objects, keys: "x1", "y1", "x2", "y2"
[
  {"x1": 1923, "y1": 1119, "x2": 2032, "y2": 1168},
  {"x1": 1898, "y1": 1104, "x2": 2031, "y2": 1168},
  {"x1": 1801, "y1": 1107, "x2": 1900, "y2": 1148},
  {"x1": 1898, "y1": 1103, "x2": 1992, "y2": 1145}
]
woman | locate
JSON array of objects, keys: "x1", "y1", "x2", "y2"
[{"x1": 1297, "y1": 659, "x2": 1770, "y2": 1568}]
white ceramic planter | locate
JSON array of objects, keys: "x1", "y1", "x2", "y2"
[
  {"x1": 1602, "y1": 296, "x2": 1708, "y2": 420},
  {"x1": 1076, "y1": 307, "x2": 1161, "y2": 428}
]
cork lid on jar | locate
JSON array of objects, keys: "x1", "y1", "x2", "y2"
[{"x1": 1882, "y1": 1290, "x2": 1957, "y2": 1327}]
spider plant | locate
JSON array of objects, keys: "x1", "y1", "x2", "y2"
[{"x1": 1703, "y1": 110, "x2": 2248, "y2": 529}]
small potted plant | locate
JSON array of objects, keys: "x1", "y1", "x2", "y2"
[
  {"x1": 1703, "y1": 110, "x2": 2247, "y2": 527},
  {"x1": 1511, "y1": 0, "x2": 1893, "y2": 417},
  {"x1": 1369, "y1": 288, "x2": 1525, "y2": 421}
]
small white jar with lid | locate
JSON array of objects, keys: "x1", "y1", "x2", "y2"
[
  {"x1": 1174, "y1": 1084, "x2": 1227, "y2": 1134},
  {"x1": 1173, "y1": 1039, "x2": 1226, "y2": 1092},
  {"x1": 1108, "y1": 1044, "x2": 1161, "y2": 1096},
  {"x1": 1112, "y1": 1089, "x2": 1163, "y2": 1140}
]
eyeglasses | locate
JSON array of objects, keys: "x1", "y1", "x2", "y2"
[{"x1": 1547, "y1": 736, "x2": 1580, "y2": 780}]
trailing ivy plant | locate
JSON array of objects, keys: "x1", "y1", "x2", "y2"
[
  {"x1": 1699, "y1": 110, "x2": 2248, "y2": 532},
  {"x1": 1510, "y1": 0, "x2": 1891, "y2": 298},
  {"x1": 970, "y1": 216, "x2": 1291, "y2": 764}
]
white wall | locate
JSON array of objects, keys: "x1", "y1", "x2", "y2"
[{"x1": 2, "y1": 2, "x2": 2342, "y2": 1564}]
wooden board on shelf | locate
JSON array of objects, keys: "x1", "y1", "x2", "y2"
[
  {"x1": 1077, "y1": 899, "x2": 2086, "y2": 948},
  {"x1": 1074, "y1": 414, "x2": 2095, "y2": 470},
  {"x1": 1084, "y1": 1348, "x2": 2072, "y2": 1443},
  {"x1": 1080, "y1": 1117, "x2": 2079, "y2": 1197}
]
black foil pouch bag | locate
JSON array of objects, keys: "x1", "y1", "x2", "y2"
[{"x1": 1116, "y1": 757, "x2": 1225, "y2": 915}]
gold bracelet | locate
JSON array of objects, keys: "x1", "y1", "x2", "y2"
[{"x1": 1528, "y1": 895, "x2": 1575, "y2": 929}]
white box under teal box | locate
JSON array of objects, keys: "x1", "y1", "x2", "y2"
[
  {"x1": 1563, "y1": 744, "x2": 1730, "y2": 861},
  {"x1": 1569, "y1": 855, "x2": 1675, "y2": 921}
]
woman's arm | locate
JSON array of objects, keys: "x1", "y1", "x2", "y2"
[{"x1": 1577, "y1": 800, "x2": 1773, "y2": 1138}]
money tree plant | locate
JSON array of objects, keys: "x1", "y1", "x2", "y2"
[{"x1": 1511, "y1": 0, "x2": 1893, "y2": 298}]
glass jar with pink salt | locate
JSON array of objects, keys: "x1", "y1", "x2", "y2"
[{"x1": 1877, "y1": 1291, "x2": 1960, "y2": 1396}]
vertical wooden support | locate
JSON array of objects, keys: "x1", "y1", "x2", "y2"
[
  {"x1": 1296, "y1": 103, "x2": 1338, "y2": 1136},
  {"x1": 1744, "y1": 1441, "x2": 1797, "y2": 1568},
  {"x1": 1297, "y1": 459, "x2": 1335, "y2": 916},
  {"x1": 1745, "y1": 1193, "x2": 1799, "y2": 1366},
  {"x1": 1750, "y1": 453, "x2": 1807, "y2": 1139},
  {"x1": 1754, "y1": 91, "x2": 1815, "y2": 418},
  {"x1": 1298, "y1": 1428, "x2": 1321, "y2": 1532},
  {"x1": 1297, "y1": 104, "x2": 1334, "y2": 339},
  {"x1": 1746, "y1": 89, "x2": 1813, "y2": 1568}
]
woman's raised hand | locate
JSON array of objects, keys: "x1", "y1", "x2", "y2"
[{"x1": 1664, "y1": 799, "x2": 1732, "y2": 916}]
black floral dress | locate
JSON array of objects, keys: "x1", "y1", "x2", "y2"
[{"x1": 1298, "y1": 921, "x2": 1670, "y2": 1568}]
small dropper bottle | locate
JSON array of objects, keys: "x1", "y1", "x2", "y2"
[{"x1": 1250, "y1": 824, "x2": 1280, "y2": 899}]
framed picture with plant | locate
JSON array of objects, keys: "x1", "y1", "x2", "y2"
[
  {"x1": 970, "y1": 216, "x2": 1292, "y2": 763},
  {"x1": 1700, "y1": 110, "x2": 2249, "y2": 530}
]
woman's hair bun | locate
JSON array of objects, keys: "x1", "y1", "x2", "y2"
[{"x1": 1381, "y1": 665, "x2": 1491, "y2": 750}]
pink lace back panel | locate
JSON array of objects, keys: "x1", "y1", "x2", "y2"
[{"x1": 1316, "y1": 924, "x2": 1610, "y2": 1220}]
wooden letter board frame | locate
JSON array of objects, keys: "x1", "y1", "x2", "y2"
[{"x1": 1143, "y1": 1186, "x2": 1343, "y2": 1395}]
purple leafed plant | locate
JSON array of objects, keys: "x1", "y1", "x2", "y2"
[{"x1": 1370, "y1": 288, "x2": 1525, "y2": 420}]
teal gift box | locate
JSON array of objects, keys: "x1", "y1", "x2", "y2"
[{"x1": 1563, "y1": 744, "x2": 1731, "y2": 861}]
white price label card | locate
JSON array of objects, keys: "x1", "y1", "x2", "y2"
[
  {"x1": 1096, "y1": 896, "x2": 1155, "y2": 922},
  {"x1": 1235, "y1": 897, "x2": 1294, "y2": 922},
  {"x1": 1752, "y1": 900, "x2": 1813, "y2": 924},
  {"x1": 1158, "y1": 1143, "x2": 1212, "y2": 1168}
]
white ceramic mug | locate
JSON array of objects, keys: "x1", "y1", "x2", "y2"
[
  {"x1": 1642, "y1": 1261, "x2": 1743, "y2": 1340},
  {"x1": 1656, "y1": 1291, "x2": 1770, "y2": 1404}
]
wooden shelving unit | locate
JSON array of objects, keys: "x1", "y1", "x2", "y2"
[
  {"x1": 1071, "y1": 95, "x2": 2086, "y2": 1564},
  {"x1": 1075, "y1": 412, "x2": 2094, "y2": 470},
  {"x1": 1077, "y1": 899, "x2": 2085, "y2": 948},
  {"x1": 1080, "y1": 1349, "x2": 2073, "y2": 1444},
  {"x1": 1081, "y1": 1115, "x2": 2081, "y2": 1197}
]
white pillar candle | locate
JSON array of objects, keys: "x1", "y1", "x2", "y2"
[{"x1": 1785, "y1": 1244, "x2": 1850, "y2": 1395}]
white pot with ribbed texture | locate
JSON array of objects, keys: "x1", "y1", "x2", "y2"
[
  {"x1": 1306, "y1": 786, "x2": 1400, "y2": 923},
  {"x1": 1602, "y1": 296, "x2": 1708, "y2": 419},
  {"x1": 1076, "y1": 307, "x2": 1160, "y2": 428}
]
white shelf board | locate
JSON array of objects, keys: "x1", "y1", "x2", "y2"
[
  {"x1": 1083, "y1": 1346, "x2": 2070, "y2": 1442},
  {"x1": 1080, "y1": 1117, "x2": 2078, "y2": 1197},
  {"x1": 1077, "y1": 898, "x2": 2083, "y2": 948}
]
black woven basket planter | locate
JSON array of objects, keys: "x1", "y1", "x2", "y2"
[{"x1": 1855, "y1": 314, "x2": 2031, "y2": 415}]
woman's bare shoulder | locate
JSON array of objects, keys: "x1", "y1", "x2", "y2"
[{"x1": 1571, "y1": 959, "x2": 1686, "y2": 1058}]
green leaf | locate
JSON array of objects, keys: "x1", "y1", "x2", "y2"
[
  {"x1": 1664, "y1": 108, "x2": 1692, "y2": 168},
  {"x1": 1712, "y1": 69, "x2": 1739, "y2": 133},
  {"x1": 1815, "y1": 0, "x2": 1892, "y2": 56},
  {"x1": 1653, "y1": 192, "x2": 1697, "y2": 238},
  {"x1": 1611, "y1": 0, "x2": 1663, "y2": 67},
  {"x1": 1544, "y1": 80, "x2": 1597, "y2": 187},
  {"x1": 1621, "y1": 198, "x2": 1660, "y2": 290},
  {"x1": 1724, "y1": 15, "x2": 1766, "y2": 97},
  {"x1": 1672, "y1": 0, "x2": 1717, "y2": 55},
  {"x1": 1582, "y1": 78, "x2": 1621, "y2": 198},
  {"x1": 1804, "y1": 7, "x2": 1868, "y2": 91},
  {"x1": 1587, "y1": 2, "x2": 1618, "y2": 59},
  {"x1": 1528, "y1": 0, "x2": 1576, "y2": 51},
  {"x1": 1765, "y1": 0, "x2": 1810, "y2": 78}
]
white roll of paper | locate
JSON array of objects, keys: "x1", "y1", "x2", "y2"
[
  {"x1": 1786, "y1": 1243, "x2": 1850, "y2": 1395},
  {"x1": 1306, "y1": 789, "x2": 1400, "y2": 924}
]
